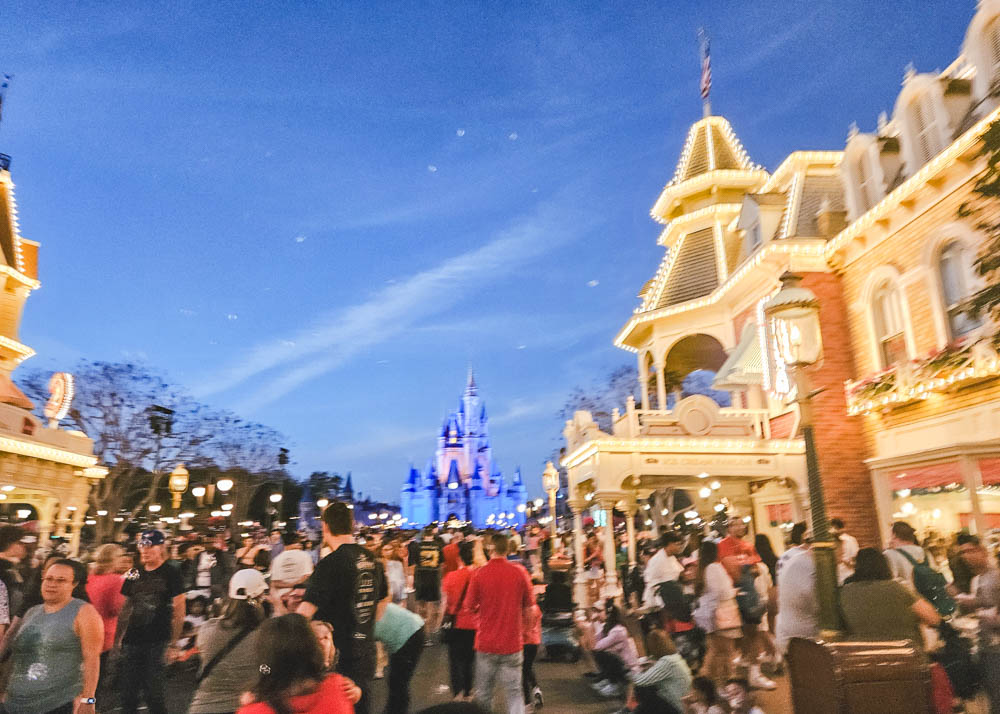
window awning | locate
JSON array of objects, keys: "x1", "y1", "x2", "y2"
[{"x1": 712, "y1": 322, "x2": 763, "y2": 390}]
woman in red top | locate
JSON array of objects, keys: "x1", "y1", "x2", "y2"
[
  {"x1": 522, "y1": 578, "x2": 544, "y2": 710},
  {"x1": 238, "y1": 614, "x2": 360, "y2": 714},
  {"x1": 86, "y1": 543, "x2": 128, "y2": 705},
  {"x1": 440, "y1": 541, "x2": 478, "y2": 701}
]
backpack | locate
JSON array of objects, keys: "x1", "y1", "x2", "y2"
[
  {"x1": 735, "y1": 564, "x2": 766, "y2": 624},
  {"x1": 894, "y1": 548, "x2": 956, "y2": 616}
]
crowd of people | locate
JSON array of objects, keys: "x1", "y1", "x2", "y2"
[{"x1": 0, "y1": 504, "x2": 995, "y2": 714}]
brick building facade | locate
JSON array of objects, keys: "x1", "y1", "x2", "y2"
[{"x1": 562, "y1": 3, "x2": 1000, "y2": 564}]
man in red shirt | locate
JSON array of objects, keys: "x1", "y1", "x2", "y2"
[
  {"x1": 467, "y1": 532, "x2": 535, "y2": 714},
  {"x1": 717, "y1": 519, "x2": 776, "y2": 690},
  {"x1": 441, "y1": 528, "x2": 466, "y2": 577},
  {"x1": 717, "y1": 518, "x2": 760, "y2": 566}
]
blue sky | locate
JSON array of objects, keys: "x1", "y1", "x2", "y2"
[{"x1": 0, "y1": 1, "x2": 974, "y2": 500}]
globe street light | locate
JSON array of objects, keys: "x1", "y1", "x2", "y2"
[
  {"x1": 763, "y1": 272, "x2": 837, "y2": 631},
  {"x1": 316, "y1": 498, "x2": 329, "y2": 509},
  {"x1": 168, "y1": 463, "x2": 190, "y2": 512},
  {"x1": 216, "y1": 478, "x2": 234, "y2": 494},
  {"x1": 269, "y1": 493, "x2": 283, "y2": 504}
]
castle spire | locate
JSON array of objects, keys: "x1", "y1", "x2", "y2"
[{"x1": 465, "y1": 367, "x2": 478, "y2": 396}]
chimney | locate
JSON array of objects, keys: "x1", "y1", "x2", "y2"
[{"x1": 816, "y1": 196, "x2": 848, "y2": 237}]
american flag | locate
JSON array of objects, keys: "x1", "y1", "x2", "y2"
[
  {"x1": 698, "y1": 30, "x2": 711, "y2": 101},
  {"x1": 0, "y1": 75, "x2": 10, "y2": 125}
]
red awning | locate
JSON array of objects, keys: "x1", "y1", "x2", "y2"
[
  {"x1": 887, "y1": 462, "x2": 962, "y2": 490},
  {"x1": 980, "y1": 458, "x2": 1000, "y2": 485}
]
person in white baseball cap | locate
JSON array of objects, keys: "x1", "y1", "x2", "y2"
[
  {"x1": 229, "y1": 568, "x2": 268, "y2": 601},
  {"x1": 189, "y1": 569, "x2": 269, "y2": 714}
]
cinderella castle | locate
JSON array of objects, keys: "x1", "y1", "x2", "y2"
[{"x1": 400, "y1": 372, "x2": 527, "y2": 528}]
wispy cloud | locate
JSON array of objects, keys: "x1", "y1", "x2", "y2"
[
  {"x1": 729, "y1": 10, "x2": 820, "y2": 75},
  {"x1": 195, "y1": 195, "x2": 581, "y2": 411}
]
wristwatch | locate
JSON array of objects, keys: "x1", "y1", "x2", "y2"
[{"x1": 79, "y1": 697, "x2": 96, "y2": 705}]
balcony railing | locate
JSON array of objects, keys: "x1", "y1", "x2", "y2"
[
  {"x1": 610, "y1": 397, "x2": 772, "y2": 439},
  {"x1": 845, "y1": 334, "x2": 1000, "y2": 415}
]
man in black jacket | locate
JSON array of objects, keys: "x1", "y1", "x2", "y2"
[{"x1": 193, "y1": 534, "x2": 236, "y2": 600}]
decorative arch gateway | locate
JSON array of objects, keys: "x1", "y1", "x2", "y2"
[{"x1": 562, "y1": 395, "x2": 807, "y2": 605}]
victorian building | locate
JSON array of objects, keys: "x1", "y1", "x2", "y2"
[
  {"x1": 834, "y1": 2, "x2": 1000, "y2": 545},
  {"x1": 401, "y1": 373, "x2": 527, "y2": 528},
  {"x1": 562, "y1": 3, "x2": 1000, "y2": 596},
  {"x1": 0, "y1": 153, "x2": 106, "y2": 553}
]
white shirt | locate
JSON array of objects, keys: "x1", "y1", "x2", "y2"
[
  {"x1": 196, "y1": 551, "x2": 217, "y2": 588},
  {"x1": 642, "y1": 549, "x2": 684, "y2": 608},
  {"x1": 839, "y1": 533, "x2": 859, "y2": 563},
  {"x1": 776, "y1": 544, "x2": 807, "y2": 580},
  {"x1": 884, "y1": 544, "x2": 936, "y2": 589}
]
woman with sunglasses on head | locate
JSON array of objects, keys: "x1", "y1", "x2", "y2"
[{"x1": 4, "y1": 558, "x2": 103, "y2": 714}]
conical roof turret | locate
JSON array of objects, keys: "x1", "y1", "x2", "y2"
[{"x1": 651, "y1": 115, "x2": 768, "y2": 224}]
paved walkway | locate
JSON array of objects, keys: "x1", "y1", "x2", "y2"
[
  {"x1": 369, "y1": 640, "x2": 793, "y2": 713},
  {"x1": 164, "y1": 639, "x2": 793, "y2": 713}
]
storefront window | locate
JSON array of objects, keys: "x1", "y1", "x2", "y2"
[{"x1": 887, "y1": 462, "x2": 969, "y2": 537}]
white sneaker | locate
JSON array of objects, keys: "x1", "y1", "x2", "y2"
[
  {"x1": 748, "y1": 667, "x2": 777, "y2": 690},
  {"x1": 597, "y1": 682, "x2": 622, "y2": 698}
]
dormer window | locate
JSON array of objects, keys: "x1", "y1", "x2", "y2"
[
  {"x1": 987, "y1": 16, "x2": 1000, "y2": 88},
  {"x1": 909, "y1": 93, "x2": 941, "y2": 165},
  {"x1": 855, "y1": 150, "x2": 880, "y2": 212},
  {"x1": 747, "y1": 221, "x2": 762, "y2": 250}
]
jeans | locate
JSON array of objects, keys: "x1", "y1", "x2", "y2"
[
  {"x1": 475, "y1": 650, "x2": 524, "y2": 714},
  {"x1": 386, "y1": 628, "x2": 425, "y2": 714},
  {"x1": 447, "y1": 629, "x2": 476, "y2": 697},
  {"x1": 593, "y1": 649, "x2": 629, "y2": 685},
  {"x1": 339, "y1": 644, "x2": 377, "y2": 714},
  {"x1": 120, "y1": 641, "x2": 168, "y2": 714},
  {"x1": 521, "y1": 644, "x2": 538, "y2": 703},
  {"x1": 983, "y1": 650, "x2": 1000, "y2": 714}
]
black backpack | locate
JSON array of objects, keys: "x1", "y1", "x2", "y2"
[{"x1": 894, "y1": 548, "x2": 956, "y2": 616}]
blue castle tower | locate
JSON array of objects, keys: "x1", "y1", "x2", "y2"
[{"x1": 400, "y1": 372, "x2": 527, "y2": 528}]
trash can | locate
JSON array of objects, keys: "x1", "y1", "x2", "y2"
[{"x1": 787, "y1": 638, "x2": 932, "y2": 714}]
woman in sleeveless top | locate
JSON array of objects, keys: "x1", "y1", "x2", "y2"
[{"x1": 5, "y1": 559, "x2": 103, "y2": 714}]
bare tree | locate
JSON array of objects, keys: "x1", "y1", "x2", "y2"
[
  {"x1": 18, "y1": 361, "x2": 285, "y2": 540},
  {"x1": 559, "y1": 364, "x2": 639, "y2": 432}
]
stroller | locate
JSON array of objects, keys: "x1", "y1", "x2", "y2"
[
  {"x1": 640, "y1": 580, "x2": 705, "y2": 673},
  {"x1": 539, "y1": 571, "x2": 582, "y2": 662}
]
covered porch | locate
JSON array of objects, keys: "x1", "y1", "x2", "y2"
[
  {"x1": 561, "y1": 395, "x2": 807, "y2": 605},
  {"x1": 0, "y1": 402, "x2": 106, "y2": 554}
]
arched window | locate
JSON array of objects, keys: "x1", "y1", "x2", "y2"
[
  {"x1": 871, "y1": 280, "x2": 908, "y2": 367},
  {"x1": 909, "y1": 94, "x2": 940, "y2": 165},
  {"x1": 939, "y1": 240, "x2": 982, "y2": 339}
]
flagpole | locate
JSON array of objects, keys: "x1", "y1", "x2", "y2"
[
  {"x1": 698, "y1": 30, "x2": 711, "y2": 118},
  {"x1": 0, "y1": 74, "x2": 11, "y2": 135}
]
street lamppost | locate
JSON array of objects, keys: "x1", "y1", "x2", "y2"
[
  {"x1": 267, "y1": 492, "x2": 283, "y2": 532},
  {"x1": 542, "y1": 461, "x2": 560, "y2": 553},
  {"x1": 168, "y1": 463, "x2": 189, "y2": 514},
  {"x1": 763, "y1": 272, "x2": 838, "y2": 632}
]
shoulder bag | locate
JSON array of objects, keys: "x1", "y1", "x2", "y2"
[
  {"x1": 197, "y1": 625, "x2": 256, "y2": 684},
  {"x1": 439, "y1": 572, "x2": 471, "y2": 643}
]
